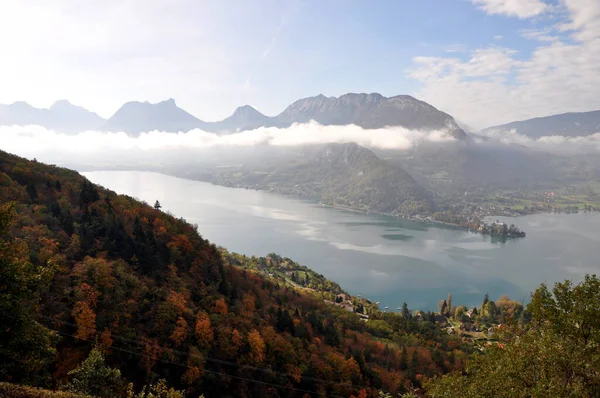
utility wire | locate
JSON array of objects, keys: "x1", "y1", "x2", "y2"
[
  {"x1": 48, "y1": 326, "x2": 349, "y2": 398},
  {"x1": 38, "y1": 314, "x2": 376, "y2": 392}
]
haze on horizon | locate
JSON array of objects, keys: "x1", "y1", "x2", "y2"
[
  {"x1": 1, "y1": 0, "x2": 599, "y2": 130},
  {"x1": 3, "y1": 120, "x2": 600, "y2": 172}
]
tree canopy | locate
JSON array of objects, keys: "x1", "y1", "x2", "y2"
[{"x1": 426, "y1": 274, "x2": 600, "y2": 398}]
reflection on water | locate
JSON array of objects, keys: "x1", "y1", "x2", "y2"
[{"x1": 83, "y1": 171, "x2": 600, "y2": 311}]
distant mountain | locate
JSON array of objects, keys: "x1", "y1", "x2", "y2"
[
  {"x1": 482, "y1": 110, "x2": 600, "y2": 139},
  {"x1": 271, "y1": 93, "x2": 468, "y2": 139},
  {"x1": 204, "y1": 105, "x2": 270, "y2": 133},
  {"x1": 381, "y1": 140, "x2": 558, "y2": 195},
  {"x1": 2, "y1": 93, "x2": 468, "y2": 138},
  {"x1": 100, "y1": 98, "x2": 207, "y2": 134},
  {"x1": 207, "y1": 142, "x2": 434, "y2": 216},
  {"x1": 0, "y1": 100, "x2": 105, "y2": 133}
]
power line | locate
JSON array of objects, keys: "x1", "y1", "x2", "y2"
[
  {"x1": 48, "y1": 327, "x2": 349, "y2": 398},
  {"x1": 38, "y1": 314, "x2": 376, "y2": 392},
  {"x1": 39, "y1": 316, "x2": 383, "y2": 398}
]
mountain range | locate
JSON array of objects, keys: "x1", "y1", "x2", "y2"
[
  {"x1": 0, "y1": 100, "x2": 105, "y2": 134},
  {"x1": 0, "y1": 93, "x2": 468, "y2": 139},
  {"x1": 482, "y1": 109, "x2": 600, "y2": 138},
  {"x1": 5, "y1": 94, "x2": 600, "y2": 141}
]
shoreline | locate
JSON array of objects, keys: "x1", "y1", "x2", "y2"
[
  {"x1": 141, "y1": 170, "x2": 596, "y2": 237},
  {"x1": 182, "y1": 175, "x2": 530, "y2": 237},
  {"x1": 319, "y1": 202, "x2": 527, "y2": 238}
]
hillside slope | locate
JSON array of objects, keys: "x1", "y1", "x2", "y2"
[
  {"x1": 0, "y1": 150, "x2": 467, "y2": 397},
  {"x1": 203, "y1": 142, "x2": 434, "y2": 216}
]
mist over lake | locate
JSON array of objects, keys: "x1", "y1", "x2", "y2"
[{"x1": 83, "y1": 170, "x2": 600, "y2": 311}]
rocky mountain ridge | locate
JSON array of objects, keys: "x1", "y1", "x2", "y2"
[{"x1": 0, "y1": 93, "x2": 468, "y2": 138}]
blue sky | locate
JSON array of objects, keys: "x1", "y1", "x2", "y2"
[{"x1": 0, "y1": 0, "x2": 598, "y2": 129}]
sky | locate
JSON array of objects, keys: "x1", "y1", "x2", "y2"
[{"x1": 0, "y1": 0, "x2": 599, "y2": 130}]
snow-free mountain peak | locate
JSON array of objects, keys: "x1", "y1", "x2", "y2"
[
  {"x1": 273, "y1": 92, "x2": 467, "y2": 139},
  {"x1": 101, "y1": 99, "x2": 206, "y2": 134},
  {"x1": 1, "y1": 93, "x2": 469, "y2": 139},
  {"x1": 0, "y1": 100, "x2": 105, "y2": 133},
  {"x1": 482, "y1": 109, "x2": 600, "y2": 139}
]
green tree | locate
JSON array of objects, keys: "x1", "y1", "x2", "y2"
[
  {"x1": 427, "y1": 275, "x2": 600, "y2": 398},
  {"x1": 63, "y1": 348, "x2": 127, "y2": 397},
  {"x1": 401, "y1": 302, "x2": 411, "y2": 319},
  {"x1": 128, "y1": 379, "x2": 189, "y2": 398},
  {"x1": 440, "y1": 300, "x2": 447, "y2": 316},
  {"x1": 399, "y1": 345, "x2": 408, "y2": 371},
  {"x1": 0, "y1": 202, "x2": 57, "y2": 384}
]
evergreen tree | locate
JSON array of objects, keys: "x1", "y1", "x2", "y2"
[
  {"x1": 400, "y1": 345, "x2": 408, "y2": 370},
  {"x1": 26, "y1": 182, "x2": 38, "y2": 201},
  {"x1": 0, "y1": 203, "x2": 57, "y2": 384},
  {"x1": 63, "y1": 348, "x2": 127, "y2": 397},
  {"x1": 401, "y1": 302, "x2": 411, "y2": 319}
]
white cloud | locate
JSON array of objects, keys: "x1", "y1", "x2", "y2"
[
  {"x1": 493, "y1": 35, "x2": 504, "y2": 40},
  {"x1": 0, "y1": 123, "x2": 456, "y2": 167},
  {"x1": 409, "y1": 1, "x2": 600, "y2": 130},
  {"x1": 558, "y1": 0, "x2": 600, "y2": 41},
  {"x1": 519, "y1": 28, "x2": 558, "y2": 42},
  {"x1": 477, "y1": 127, "x2": 600, "y2": 153},
  {"x1": 445, "y1": 44, "x2": 469, "y2": 53},
  {"x1": 470, "y1": 0, "x2": 549, "y2": 18}
]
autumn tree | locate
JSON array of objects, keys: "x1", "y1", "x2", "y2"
[
  {"x1": 231, "y1": 329, "x2": 243, "y2": 351},
  {"x1": 169, "y1": 316, "x2": 189, "y2": 346},
  {"x1": 213, "y1": 298, "x2": 228, "y2": 316},
  {"x1": 247, "y1": 329, "x2": 266, "y2": 364},
  {"x1": 72, "y1": 301, "x2": 97, "y2": 340},
  {"x1": 194, "y1": 311, "x2": 214, "y2": 348}
]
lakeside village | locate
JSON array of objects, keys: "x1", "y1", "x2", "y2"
[
  {"x1": 325, "y1": 291, "x2": 519, "y2": 349},
  {"x1": 254, "y1": 254, "x2": 517, "y2": 349}
]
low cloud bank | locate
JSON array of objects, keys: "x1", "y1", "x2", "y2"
[
  {"x1": 0, "y1": 122, "x2": 454, "y2": 167},
  {"x1": 475, "y1": 128, "x2": 600, "y2": 154}
]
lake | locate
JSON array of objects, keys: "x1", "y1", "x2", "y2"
[{"x1": 83, "y1": 170, "x2": 600, "y2": 311}]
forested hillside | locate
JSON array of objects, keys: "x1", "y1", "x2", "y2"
[
  {"x1": 0, "y1": 150, "x2": 469, "y2": 398},
  {"x1": 207, "y1": 143, "x2": 433, "y2": 217}
]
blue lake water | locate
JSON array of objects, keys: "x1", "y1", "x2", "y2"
[{"x1": 83, "y1": 170, "x2": 600, "y2": 311}]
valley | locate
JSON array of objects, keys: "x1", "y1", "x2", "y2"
[
  {"x1": 3, "y1": 0, "x2": 600, "y2": 395},
  {"x1": 83, "y1": 170, "x2": 600, "y2": 312}
]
